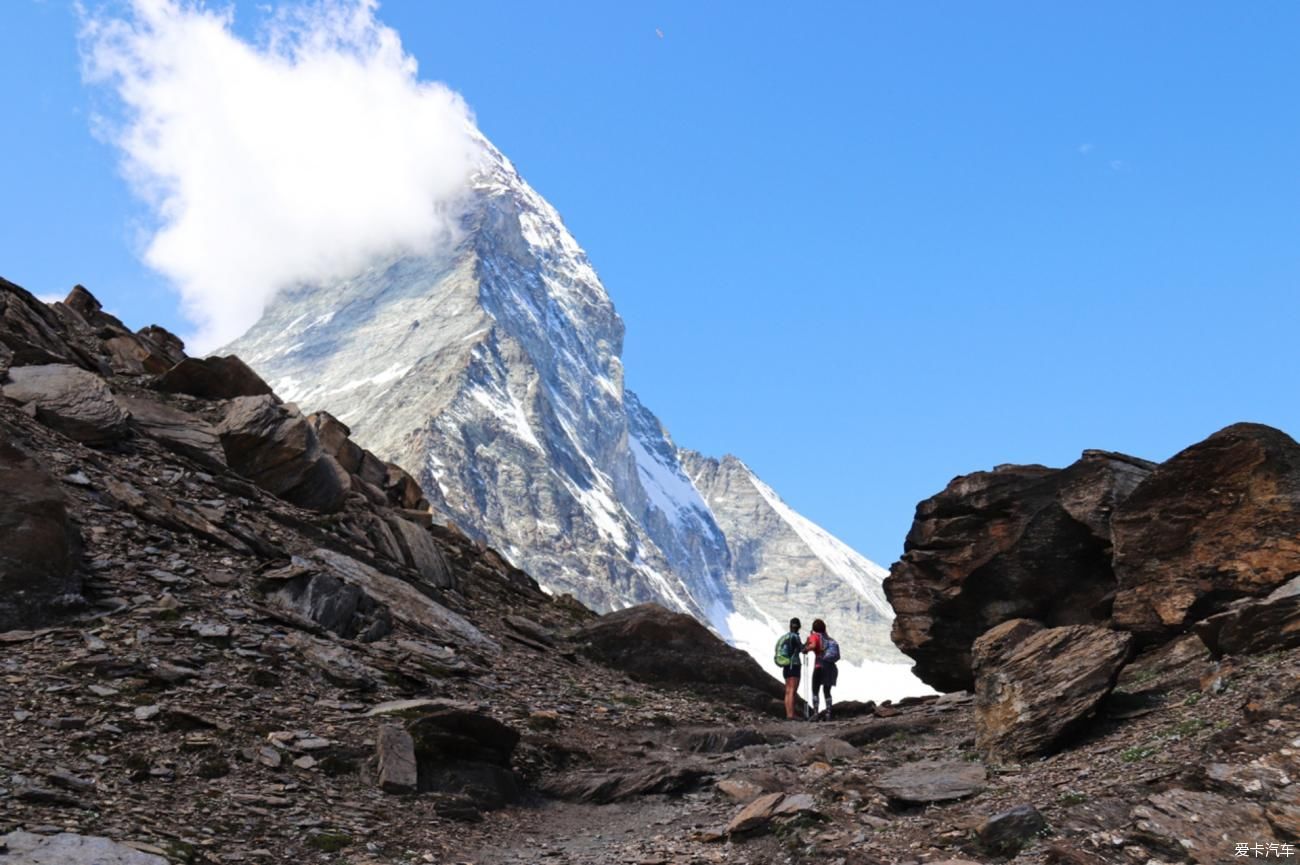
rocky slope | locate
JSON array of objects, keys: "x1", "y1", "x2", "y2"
[
  {"x1": 3, "y1": 276, "x2": 1299, "y2": 865},
  {"x1": 221, "y1": 138, "x2": 910, "y2": 687}
]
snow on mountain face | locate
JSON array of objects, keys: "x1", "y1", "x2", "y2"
[{"x1": 225, "y1": 137, "x2": 925, "y2": 699}]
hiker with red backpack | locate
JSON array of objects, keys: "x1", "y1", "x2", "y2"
[{"x1": 802, "y1": 619, "x2": 840, "y2": 721}]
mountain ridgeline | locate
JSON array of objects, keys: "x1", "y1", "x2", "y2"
[{"x1": 224, "y1": 139, "x2": 907, "y2": 687}]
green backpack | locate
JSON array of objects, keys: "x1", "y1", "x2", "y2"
[{"x1": 773, "y1": 632, "x2": 801, "y2": 668}]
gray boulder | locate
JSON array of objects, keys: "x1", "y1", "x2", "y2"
[
  {"x1": 408, "y1": 706, "x2": 521, "y2": 809},
  {"x1": 260, "y1": 558, "x2": 393, "y2": 642},
  {"x1": 875, "y1": 759, "x2": 988, "y2": 804},
  {"x1": 978, "y1": 804, "x2": 1047, "y2": 855},
  {"x1": 0, "y1": 831, "x2": 168, "y2": 864},
  {"x1": 3, "y1": 364, "x2": 129, "y2": 443},
  {"x1": 387, "y1": 515, "x2": 456, "y2": 589},
  {"x1": 307, "y1": 549, "x2": 492, "y2": 652}
]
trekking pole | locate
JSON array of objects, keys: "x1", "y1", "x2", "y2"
[{"x1": 803, "y1": 661, "x2": 812, "y2": 720}]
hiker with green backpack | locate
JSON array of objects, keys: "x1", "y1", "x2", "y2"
[
  {"x1": 774, "y1": 618, "x2": 804, "y2": 720},
  {"x1": 803, "y1": 618, "x2": 840, "y2": 721}
]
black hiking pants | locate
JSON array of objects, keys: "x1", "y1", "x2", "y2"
[{"x1": 812, "y1": 662, "x2": 837, "y2": 703}]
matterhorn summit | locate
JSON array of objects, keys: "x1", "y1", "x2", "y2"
[{"x1": 226, "y1": 136, "x2": 920, "y2": 697}]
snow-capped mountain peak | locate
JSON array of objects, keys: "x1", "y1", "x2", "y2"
[{"x1": 225, "y1": 134, "x2": 923, "y2": 699}]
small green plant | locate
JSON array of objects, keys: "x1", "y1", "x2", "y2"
[
  {"x1": 1057, "y1": 790, "x2": 1088, "y2": 806},
  {"x1": 1167, "y1": 718, "x2": 1208, "y2": 738},
  {"x1": 1127, "y1": 668, "x2": 1160, "y2": 686},
  {"x1": 1183, "y1": 691, "x2": 1203, "y2": 707},
  {"x1": 1121, "y1": 744, "x2": 1158, "y2": 763}
]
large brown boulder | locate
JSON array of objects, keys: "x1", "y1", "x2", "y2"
[
  {"x1": 885, "y1": 450, "x2": 1153, "y2": 691},
  {"x1": 155, "y1": 355, "x2": 275, "y2": 400},
  {"x1": 216, "y1": 395, "x2": 348, "y2": 513},
  {"x1": 0, "y1": 439, "x2": 81, "y2": 630},
  {"x1": 2, "y1": 364, "x2": 130, "y2": 444},
  {"x1": 573, "y1": 604, "x2": 783, "y2": 710},
  {"x1": 1112, "y1": 423, "x2": 1300, "y2": 641},
  {"x1": 972, "y1": 620, "x2": 1131, "y2": 761}
]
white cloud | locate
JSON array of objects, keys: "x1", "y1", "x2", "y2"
[{"x1": 80, "y1": 0, "x2": 485, "y2": 352}]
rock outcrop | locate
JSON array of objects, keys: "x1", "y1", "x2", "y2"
[
  {"x1": 1112, "y1": 423, "x2": 1300, "y2": 640},
  {"x1": 572, "y1": 603, "x2": 783, "y2": 711},
  {"x1": 154, "y1": 354, "x2": 274, "y2": 400},
  {"x1": 885, "y1": 450, "x2": 1153, "y2": 691},
  {"x1": 972, "y1": 620, "x2": 1132, "y2": 761},
  {"x1": 216, "y1": 395, "x2": 350, "y2": 514},
  {"x1": 0, "y1": 437, "x2": 81, "y2": 631},
  {"x1": 1195, "y1": 575, "x2": 1300, "y2": 658}
]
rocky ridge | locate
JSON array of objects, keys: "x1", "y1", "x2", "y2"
[{"x1": 2, "y1": 276, "x2": 1299, "y2": 864}]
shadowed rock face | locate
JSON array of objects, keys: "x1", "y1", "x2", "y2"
[
  {"x1": 573, "y1": 603, "x2": 783, "y2": 710},
  {"x1": 1112, "y1": 422, "x2": 1300, "y2": 641},
  {"x1": 0, "y1": 437, "x2": 81, "y2": 630},
  {"x1": 885, "y1": 450, "x2": 1153, "y2": 692},
  {"x1": 408, "y1": 707, "x2": 522, "y2": 810},
  {"x1": 1194, "y1": 576, "x2": 1300, "y2": 658},
  {"x1": 155, "y1": 355, "x2": 274, "y2": 400}
]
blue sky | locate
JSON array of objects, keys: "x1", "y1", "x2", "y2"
[{"x1": 4, "y1": 1, "x2": 1300, "y2": 565}]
